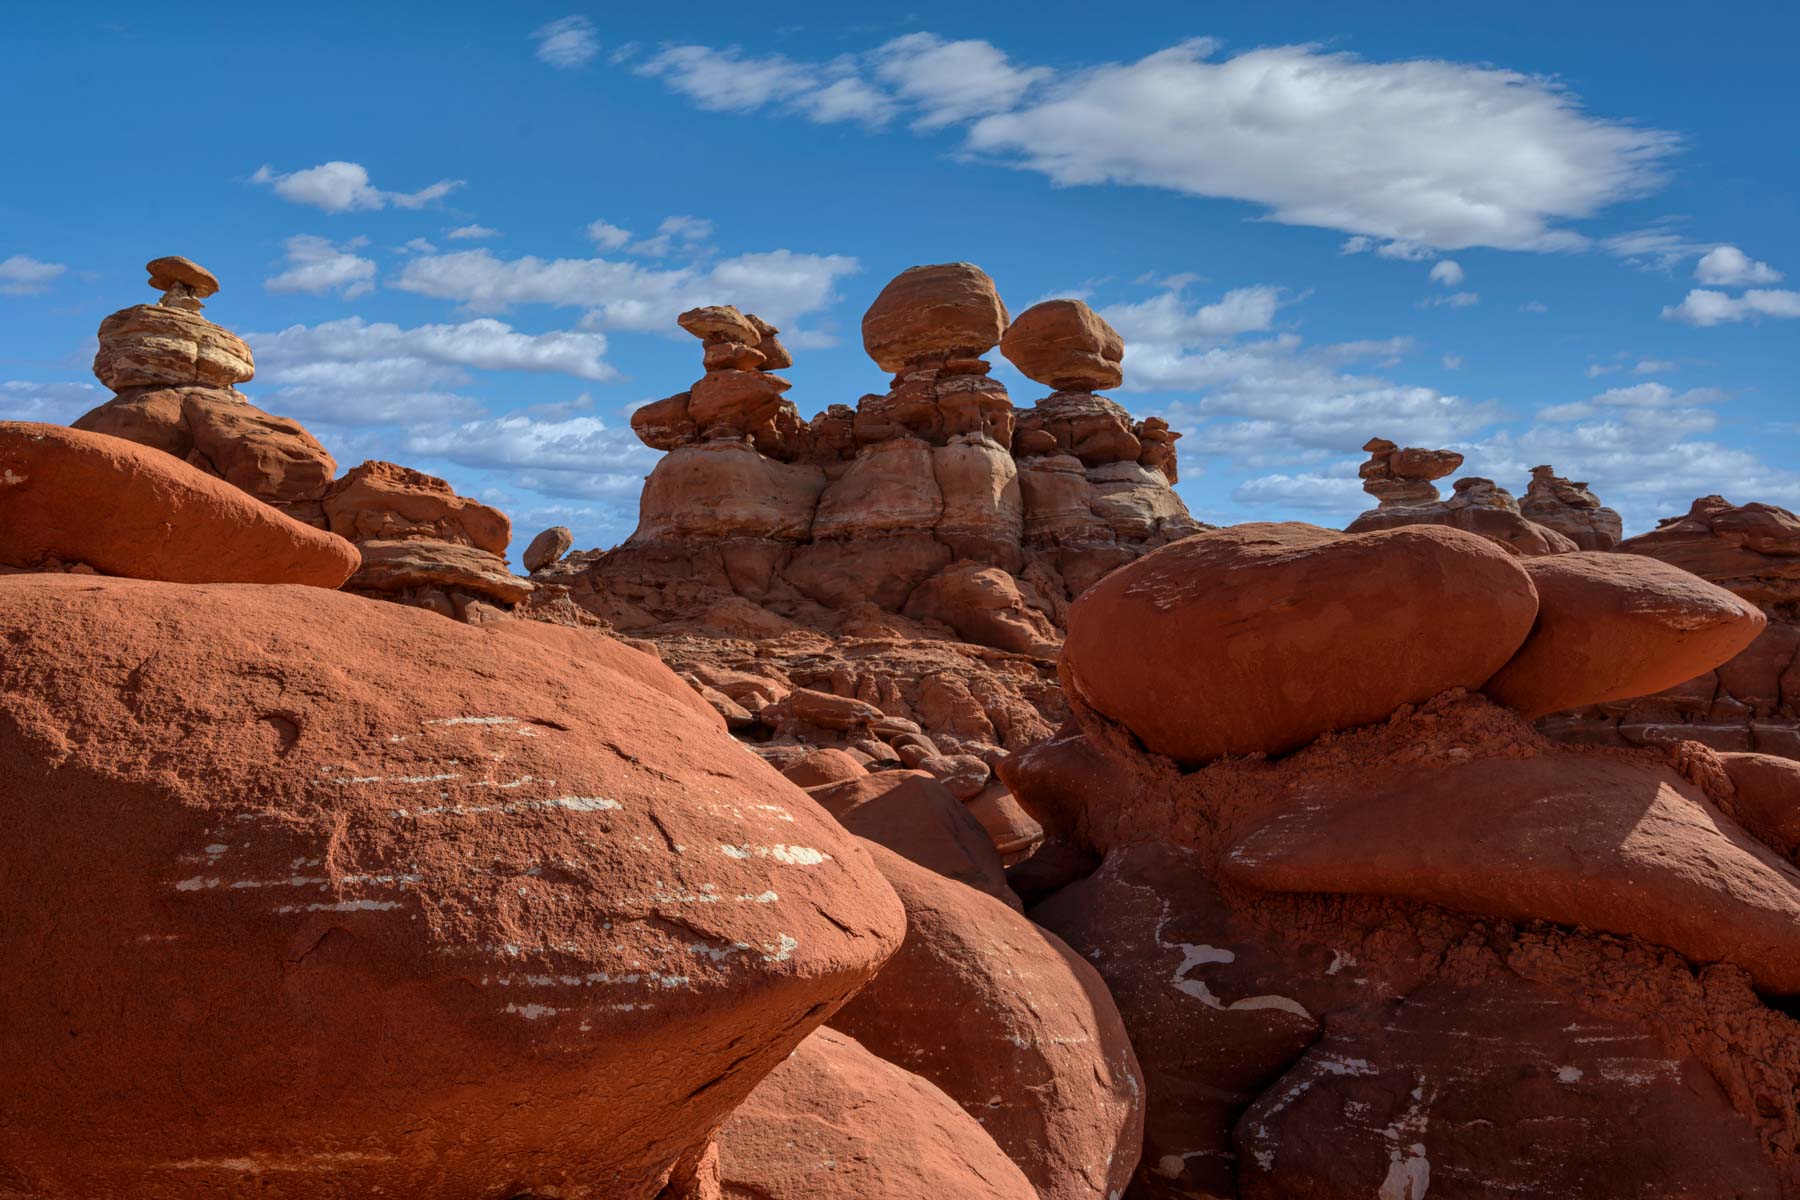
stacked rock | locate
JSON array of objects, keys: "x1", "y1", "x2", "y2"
[
  {"x1": 1002, "y1": 521, "x2": 1794, "y2": 1198},
  {"x1": 1521, "y1": 464, "x2": 1624, "y2": 550},
  {"x1": 1347, "y1": 438, "x2": 1577, "y2": 556},
  {"x1": 73, "y1": 257, "x2": 339, "y2": 526},
  {"x1": 1003, "y1": 298, "x2": 1205, "y2": 599},
  {"x1": 629, "y1": 305, "x2": 801, "y2": 460},
  {"x1": 1541, "y1": 494, "x2": 1800, "y2": 757}
]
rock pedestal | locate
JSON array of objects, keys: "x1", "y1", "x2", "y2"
[{"x1": 1346, "y1": 439, "x2": 1578, "y2": 556}]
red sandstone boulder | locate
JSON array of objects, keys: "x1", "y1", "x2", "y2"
[
  {"x1": 146, "y1": 255, "x2": 220, "y2": 299},
  {"x1": 1236, "y1": 972, "x2": 1784, "y2": 1198},
  {"x1": 717, "y1": 1026, "x2": 1037, "y2": 1200},
  {"x1": 322, "y1": 460, "x2": 511, "y2": 555},
  {"x1": 348, "y1": 538, "x2": 533, "y2": 605},
  {"x1": 1621, "y1": 495, "x2": 1800, "y2": 605},
  {"x1": 1220, "y1": 750, "x2": 1800, "y2": 992},
  {"x1": 1720, "y1": 751, "x2": 1800, "y2": 859},
  {"x1": 74, "y1": 387, "x2": 338, "y2": 523},
  {"x1": 780, "y1": 747, "x2": 868, "y2": 788},
  {"x1": 1000, "y1": 299, "x2": 1125, "y2": 392},
  {"x1": 0, "y1": 422, "x2": 357, "y2": 588},
  {"x1": 1485, "y1": 552, "x2": 1766, "y2": 719},
  {"x1": 862, "y1": 263, "x2": 1009, "y2": 373},
  {"x1": 805, "y1": 770, "x2": 1017, "y2": 909},
  {"x1": 523, "y1": 525, "x2": 574, "y2": 572},
  {"x1": 0, "y1": 575, "x2": 904, "y2": 1199},
  {"x1": 92, "y1": 305, "x2": 254, "y2": 391},
  {"x1": 830, "y1": 842, "x2": 1145, "y2": 1200},
  {"x1": 903, "y1": 561, "x2": 1060, "y2": 657},
  {"x1": 1061, "y1": 523, "x2": 1539, "y2": 765}
]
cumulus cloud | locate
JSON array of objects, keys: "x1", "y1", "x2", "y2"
[
  {"x1": 250, "y1": 161, "x2": 463, "y2": 213},
  {"x1": 1662, "y1": 288, "x2": 1800, "y2": 326},
  {"x1": 0, "y1": 254, "x2": 67, "y2": 296},
  {"x1": 446, "y1": 224, "x2": 499, "y2": 241},
  {"x1": 0, "y1": 379, "x2": 101, "y2": 421},
  {"x1": 1233, "y1": 468, "x2": 1367, "y2": 514},
  {"x1": 249, "y1": 315, "x2": 618, "y2": 385},
  {"x1": 1694, "y1": 245, "x2": 1783, "y2": 287},
  {"x1": 533, "y1": 16, "x2": 599, "y2": 69},
  {"x1": 1428, "y1": 260, "x2": 1465, "y2": 287},
  {"x1": 390, "y1": 246, "x2": 859, "y2": 331},
  {"x1": 586, "y1": 219, "x2": 634, "y2": 250},
  {"x1": 871, "y1": 34, "x2": 1049, "y2": 129},
  {"x1": 263, "y1": 235, "x2": 377, "y2": 298},
  {"x1": 1535, "y1": 380, "x2": 1724, "y2": 424},
  {"x1": 403, "y1": 412, "x2": 658, "y2": 505}
]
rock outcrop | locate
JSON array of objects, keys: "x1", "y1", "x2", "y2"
[
  {"x1": 1346, "y1": 440, "x2": 1577, "y2": 556},
  {"x1": 0, "y1": 574, "x2": 905, "y2": 1198},
  {"x1": 1521, "y1": 463, "x2": 1624, "y2": 550},
  {"x1": 1542, "y1": 495, "x2": 1800, "y2": 757},
  {"x1": 1008, "y1": 519, "x2": 1800, "y2": 1197},
  {"x1": 1, "y1": 422, "x2": 357, "y2": 588}
]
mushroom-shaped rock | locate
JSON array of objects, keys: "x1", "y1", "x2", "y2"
[
  {"x1": 717, "y1": 1026, "x2": 1037, "y2": 1200},
  {"x1": 523, "y1": 525, "x2": 574, "y2": 573},
  {"x1": 830, "y1": 842, "x2": 1145, "y2": 1200},
  {"x1": 862, "y1": 263, "x2": 1009, "y2": 373},
  {"x1": 93, "y1": 305, "x2": 254, "y2": 391},
  {"x1": 1061, "y1": 523, "x2": 1540, "y2": 766},
  {"x1": 0, "y1": 575, "x2": 905, "y2": 1199},
  {"x1": 0, "y1": 422, "x2": 357, "y2": 588},
  {"x1": 677, "y1": 304, "x2": 760, "y2": 345},
  {"x1": 999, "y1": 299, "x2": 1124, "y2": 392},
  {"x1": 1484, "y1": 552, "x2": 1766, "y2": 719},
  {"x1": 145, "y1": 255, "x2": 220, "y2": 298},
  {"x1": 1219, "y1": 750, "x2": 1800, "y2": 993}
]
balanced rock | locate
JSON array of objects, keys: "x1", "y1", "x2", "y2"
[
  {"x1": 1357, "y1": 437, "x2": 1462, "y2": 506},
  {"x1": 1521, "y1": 464, "x2": 1623, "y2": 550},
  {"x1": 1000, "y1": 299, "x2": 1124, "y2": 392},
  {"x1": 0, "y1": 422, "x2": 356, "y2": 588},
  {"x1": 0, "y1": 575, "x2": 905, "y2": 1198},
  {"x1": 1485, "y1": 552, "x2": 1766, "y2": 719},
  {"x1": 145, "y1": 255, "x2": 220, "y2": 310},
  {"x1": 716, "y1": 1026, "x2": 1037, "y2": 1200},
  {"x1": 1060, "y1": 523, "x2": 1540, "y2": 766},
  {"x1": 523, "y1": 525, "x2": 574, "y2": 572},
  {"x1": 862, "y1": 263, "x2": 1009, "y2": 373},
  {"x1": 830, "y1": 841, "x2": 1144, "y2": 1200},
  {"x1": 93, "y1": 304, "x2": 254, "y2": 392}
]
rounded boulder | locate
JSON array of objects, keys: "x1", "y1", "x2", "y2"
[
  {"x1": 0, "y1": 575, "x2": 905, "y2": 1199},
  {"x1": 999, "y1": 299, "x2": 1124, "y2": 392},
  {"x1": 1483, "y1": 551, "x2": 1766, "y2": 719},
  {"x1": 862, "y1": 263, "x2": 1009, "y2": 373},
  {"x1": 1061, "y1": 523, "x2": 1540, "y2": 765},
  {"x1": 0, "y1": 422, "x2": 357, "y2": 588}
]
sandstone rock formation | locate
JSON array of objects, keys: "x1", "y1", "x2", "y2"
[
  {"x1": 0, "y1": 574, "x2": 905, "y2": 1198},
  {"x1": 1347, "y1": 439, "x2": 1578, "y2": 556},
  {"x1": 716, "y1": 1026, "x2": 1037, "y2": 1200},
  {"x1": 1521, "y1": 463, "x2": 1624, "y2": 550},
  {"x1": 536, "y1": 265, "x2": 1204, "y2": 819},
  {"x1": 1, "y1": 422, "x2": 357, "y2": 588},
  {"x1": 1542, "y1": 495, "x2": 1800, "y2": 756},
  {"x1": 1008, "y1": 519, "x2": 1800, "y2": 1197}
]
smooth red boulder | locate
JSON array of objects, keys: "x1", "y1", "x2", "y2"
[
  {"x1": 321, "y1": 459, "x2": 511, "y2": 554},
  {"x1": 1721, "y1": 751, "x2": 1800, "y2": 859},
  {"x1": 805, "y1": 770, "x2": 1017, "y2": 909},
  {"x1": 0, "y1": 422, "x2": 357, "y2": 588},
  {"x1": 1236, "y1": 973, "x2": 1784, "y2": 1198},
  {"x1": 1485, "y1": 552, "x2": 1766, "y2": 719},
  {"x1": 1061, "y1": 523, "x2": 1539, "y2": 765},
  {"x1": 717, "y1": 1027, "x2": 1037, "y2": 1200},
  {"x1": 0, "y1": 575, "x2": 904, "y2": 1199},
  {"x1": 1000, "y1": 299, "x2": 1125, "y2": 392},
  {"x1": 862, "y1": 263, "x2": 1009, "y2": 372},
  {"x1": 1221, "y1": 750, "x2": 1800, "y2": 992},
  {"x1": 779, "y1": 747, "x2": 867, "y2": 788},
  {"x1": 831, "y1": 841, "x2": 1145, "y2": 1200}
]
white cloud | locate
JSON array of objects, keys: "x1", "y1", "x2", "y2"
[
  {"x1": 390, "y1": 246, "x2": 859, "y2": 332},
  {"x1": 1420, "y1": 291, "x2": 1480, "y2": 309},
  {"x1": 533, "y1": 16, "x2": 599, "y2": 69},
  {"x1": 1662, "y1": 288, "x2": 1800, "y2": 326},
  {"x1": 1602, "y1": 223, "x2": 1714, "y2": 271},
  {"x1": 1536, "y1": 380, "x2": 1724, "y2": 424},
  {"x1": 0, "y1": 255, "x2": 67, "y2": 296},
  {"x1": 402, "y1": 237, "x2": 438, "y2": 254},
  {"x1": 1633, "y1": 359, "x2": 1675, "y2": 375},
  {"x1": 403, "y1": 413, "x2": 658, "y2": 503},
  {"x1": 1340, "y1": 236, "x2": 1437, "y2": 261},
  {"x1": 248, "y1": 315, "x2": 618, "y2": 385},
  {"x1": 871, "y1": 33, "x2": 1050, "y2": 129},
  {"x1": 636, "y1": 45, "x2": 894, "y2": 127},
  {"x1": 263, "y1": 235, "x2": 377, "y2": 298},
  {"x1": 1101, "y1": 285, "x2": 1284, "y2": 348},
  {"x1": 447, "y1": 224, "x2": 500, "y2": 241},
  {"x1": 586, "y1": 219, "x2": 634, "y2": 250},
  {"x1": 1234, "y1": 469, "x2": 1367, "y2": 514},
  {"x1": 1442, "y1": 353, "x2": 1462, "y2": 370},
  {"x1": 0, "y1": 379, "x2": 102, "y2": 422},
  {"x1": 1428, "y1": 259, "x2": 1464, "y2": 286},
  {"x1": 1585, "y1": 362, "x2": 1620, "y2": 378},
  {"x1": 1694, "y1": 245, "x2": 1783, "y2": 287},
  {"x1": 960, "y1": 40, "x2": 1674, "y2": 252},
  {"x1": 250, "y1": 161, "x2": 463, "y2": 213}
]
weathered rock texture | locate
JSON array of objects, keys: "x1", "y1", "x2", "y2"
[
  {"x1": 1542, "y1": 495, "x2": 1800, "y2": 758},
  {"x1": 1008, "y1": 519, "x2": 1800, "y2": 1198},
  {"x1": 1347, "y1": 440, "x2": 1578, "y2": 556},
  {"x1": 537, "y1": 264, "x2": 1204, "y2": 820},
  {"x1": 0, "y1": 574, "x2": 905, "y2": 1199},
  {"x1": 1521, "y1": 463, "x2": 1623, "y2": 550}
]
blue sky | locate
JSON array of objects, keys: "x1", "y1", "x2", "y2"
[{"x1": 4, "y1": 1, "x2": 1797, "y2": 554}]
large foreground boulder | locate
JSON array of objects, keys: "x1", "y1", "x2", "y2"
[
  {"x1": 831, "y1": 842, "x2": 1144, "y2": 1200},
  {"x1": 1060, "y1": 523, "x2": 1540, "y2": 765},
  {"x1": 0, "y1": 422, "x2": 356, "y2": 588},
  {"x1": 0, "y1": 575, "x2": 904, "y2": 1199},
  {"x1": 717, "y1": 1027, "x2": 1037, "y2": 1200}
]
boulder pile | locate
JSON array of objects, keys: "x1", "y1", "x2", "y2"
[
  {"x1": 1346, "y1": 438, "x2": 1578, "y2": 555},
  {"x1": 1005, "y1": 519, "x2": 1799, "y2": 1197},
  {"x1": 1522, "y1": 463, "x2": 1624, "y2": 550}
]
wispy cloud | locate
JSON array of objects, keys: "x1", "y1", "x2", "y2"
[{"x1": 250, "y1": 161, "x2": 463, "y2": 213}]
